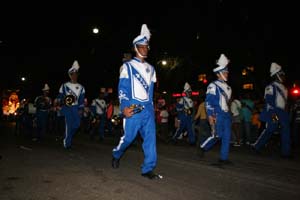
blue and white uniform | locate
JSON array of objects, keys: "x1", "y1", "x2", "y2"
[
  {"x1": 58, "y1": 82, "x2": 85, "y2": 148},
  {"x1": 112, "y1": 57, "x2": 157, "y2": 174},
  {"x1": 91, "y1": 97, "x2": 107, "y2": 139},
  {"x1": 200, "y1": 80, "x2": 232, "y2": 160},
  {"x1": 34, "y1": 84, "x2": 52, "y2": 140},
  {"x1": 200, "y1": 54, "x2": 232, "y2": 161},
  {"x1": 57, "y1": 60, "x2": 85, "y2": 149},
  {"x1": 172, "y1": 83, "x2": 196, "y2": 144},
  {"x1": 253, "y1": 80, "x2": 291, "y2": 156}
]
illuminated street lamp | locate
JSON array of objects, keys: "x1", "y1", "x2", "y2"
[
  {"x1": 91, "y1": 27, "x2": 100, "y2": 55},
  {"x1": 93, "y1": 27, "x2": 99, "y2": 34},
  {"x1": 21, "y1": 77, "x2": 26, "y2": 82},
  {"x1": 162, "y1": 60, "x2": 167, "y2": 66}
]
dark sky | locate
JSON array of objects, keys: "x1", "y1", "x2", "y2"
[{"x1": 0, "y1": 1, "x2": 298, "y2": 99}]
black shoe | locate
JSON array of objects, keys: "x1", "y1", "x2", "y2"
[
  {"x1": 189, "y1": 143, "x2": 196, "y2": 146},
  {"x1": 210, "y1": 162, "x2": 224, "y2": 168},
  {"x1": 64, "y1": 146, "x2": 72, "y2": 150},
  {"x1": 112, "y1": 157, "x2": 120, "y2": 169},
  {"x1": 141, "y1": 171, "x2": 163, "y2": 180},
  {"x1": 250, "y1": 144, "x2": 261, "y2": 155},
  {"x1": 89, "y1": 135, "x2": 94, "y2": 141},
  {"x1": 196, "y1": 147, "x2": 205, "y2": 158},
  {"x1": 210, "y1": 159, "x2": 233, "y2": 168},
  {"x1": 166, "y1": 138, "x2": 176, "y2": 145},
  {"x1": 281, "y1": 154, "x2": 294, "y2": 160},
  {"x1": 97, "y1": 138, "x2": 104, "y2": 143},
  {"x1": 218, "y1": 159, "x2": 233, "y2": 165}
]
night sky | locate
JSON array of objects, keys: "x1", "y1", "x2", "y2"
[{"x1": 0, "y1": 1, "x2": 298, "y2": 100}]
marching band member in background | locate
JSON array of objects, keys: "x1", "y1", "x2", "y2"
[
  {"x1": 252, "y1": 62, "x2": 291, "y2": 158},
  {"x1": 90, "y1": 89, "x2": 107, "y2": 141},
  {"x1": 199, "y1": 54, "x2": 233, "y2": 166},
  {"x1": 57, "y1": 60, "x2": 85, "y2": 149},
  {"x1": 171, "y1": 82, "x2": 196, "y2": 145},
  {"x1": 33, "y1": 83, "x2": 52, "y2": 141}
]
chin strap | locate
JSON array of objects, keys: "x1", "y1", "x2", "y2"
[
  {"x1": 219, "y1": 72, "x2": 227, "y2": 82},
  {"x1": 134, "y1": 45, "x2": 147, "y2": 58},
  {"x1": 275, "y1": 73, "x2": 283, "y2": 83}
]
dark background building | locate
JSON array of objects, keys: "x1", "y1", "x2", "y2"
[{"x1": 0, "y1": 1, "x2": 298, "y2": 100}]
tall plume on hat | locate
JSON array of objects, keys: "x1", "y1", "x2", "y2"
[
  {"x1": 270, "y1": 62, "x2": 282, "y2": 77},
  {"x1": 216, "y1": 54, "x2": 229, "y2": 68},
  {"x1": 184, "y1": 82, "x2": 192, "y2": 92},
  {"x1": 42, "y1": 83, "x2": 50, "y2": 91},
  {"x1": 68, "y1": 60, "x2": 80, "y2": 74},
  {"x1": 213, "y1": 54, "x2": 229, "y2": 73},
  {"x1": 141, "y1": 24, "x2": 151, "y2": 42},
  {"x1": 132, "y1": 24, "x2": 151, "y2": 45}
]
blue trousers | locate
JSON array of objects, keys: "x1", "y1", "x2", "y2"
[
  {"x1": 36, "y1": 110, "x2": 48, "y2": 140},
  {"x1": 62, "y1": 107, "x2": 81, "y2": 148},
  {"x1": 172, "y1": 114, "x2": 196, "y2": 144},
  {"x1": 253, "y1": 119, "x2": 291, "y2": 156},
  {"x1": 112, "y1": 110, "x2": 157, "y2": 174},
  {"x1": 200, "y1": 113, "x2": 231, "y2": 160}
]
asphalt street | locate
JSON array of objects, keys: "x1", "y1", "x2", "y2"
[{"x1": 1, "y1": 121, "x2": 300, "y2": 200}]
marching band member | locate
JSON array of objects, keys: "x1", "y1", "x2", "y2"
[
  {"x1": 252, "y1": 62, "x2": 291, "y2": 158},
  {"x1": 199, "y1": 54, "x2": 233, "y2": 166},
  {"x1": 171, "y1": 82, "x2": 196, "y2": 145},
  {"x1": 33, "y1": 83, "x2": 52, "y2": 141},
  {"x1": 90, "y1": 89, "x2": 107, "y2": 141},
  {"x1": 111, "y1": 24, "x2": 162, "y2": 179},
  {"x1": 57, "y1": 60, "x2": 85, "y2": 149}
]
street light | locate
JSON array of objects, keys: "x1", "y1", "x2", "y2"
[
  {"x1": 91, "y1": 27, "x2": 100, "y2": 55},
  {"x1": 93, "y1": 27, "x2": 99, "y2": 34}
]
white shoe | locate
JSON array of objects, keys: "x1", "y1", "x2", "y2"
[
  {"x1": 183, "y1": 131, "x2": 188, "y2": 137},
  {"x1": 177, "y1": 134, "x2": 183, "y2": 140},
  {"x1": 233, "y1": 142, "x2": 241, "y2": 147}
]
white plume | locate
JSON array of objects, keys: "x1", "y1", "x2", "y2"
[
  {"x1": 216, "y1": 54, "x2": 229, "y2": 67},
  {"x1": 72, "y1": 60, "x2": 80, "y2": 70},
  {"x1": 141, "y1": 24, "x2": 151, "y2": 41}
]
